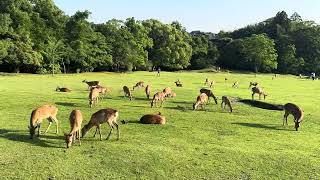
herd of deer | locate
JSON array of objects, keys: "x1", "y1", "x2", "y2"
[{"x1": 29, "y1": 76, "x2": 304, "y2": 148}]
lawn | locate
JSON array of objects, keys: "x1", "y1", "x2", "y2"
[{"x1": 0, "y1": 71, "x2": 319, "y2": 179}]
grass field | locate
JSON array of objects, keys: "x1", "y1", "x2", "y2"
[{"x1": 0, "y1": 71, "x2": 319, "y2": 179}]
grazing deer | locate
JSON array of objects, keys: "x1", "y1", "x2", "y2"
[
  {"x1": 56, "y1": 87, "x2": 71, "y2": 92},
  {"x1": 232, "y1": 81, "x2": 239, "y2": 88},
  {"x1": 82, "y1": 80, "x2": 100, "y2": 90},
  {"x1": 123, "y1": 86, "x2": 132, "y2": 100},
  {"x1": 283, "y1": 103, "x2": 304, "y2": 131},
  {"x1": 29, "y1": 105, "x2": 58, "y2": 139},
  {"x1": 221, "y1": 96, "x2": 233, "y2": 113},
  {"x1": 251, "y1": 86, "x2": 267, "y2": 100},
  {"x1": 133, "y1": 81, "x2": 144, "y2": 90},
  {"x1": 193, "y1": 93, "x2": 208, "y2": 110},
  {"x1": 175, "y1": 80, "x2": 183, "y2": 87},
  {"x1": 248, "y1": 82, "x2": 258, "y2": 89},
  {"x1": 91, "y1": 85, "x2": 109, "y2": 99},
  {"x1": 163, "y1": 87, "x2": 172, "y2": 97},
  {"x1": 140, "y1": 112, "x2": 166, "y2": 125},
  {"x1": 64, "y1": 110, "x2": 83, "y2": 148},
  {"x1": 89, "y1": 88, "x2": 100, "y2": 107},
  {"x1": 200, "y1": 88, "x2": 218, "y2": 104},
  {"x1": 145, "y1": 85, "x2": 151, "y2": 99},
  {"x1": 81, "y1": 108, "x2": 119, "y2": 141},
  {"x1": 151, "y1": 92, "x2": 166, "y2": 108}
]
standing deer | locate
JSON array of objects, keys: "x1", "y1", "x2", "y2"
[
  {"x1": 82, "y1": 80, "x2": 100, "y2": 90},
  {"x1": 251, "y1": 86, "x2": 267, "y2": 100},
  {"x1": 283, "y1": 103, "x2": 304, "y2": 131},
  {"x1": 123, "y1": 86, "x2": 132, "y2": 100},
  {"x1": 133, "y1": 81, "x2": 144, "y2": 90},
  {"x1": 145, "y1": 85, "x2": 151, "y2": 99},
  {"x1": 221, "y1": 96, "x2": 233, "y2": 113},
  {"x1": 175, "y1": 80, "x2": 183, "y2": 87},
  {"x1": 64, "y1": 110, "x2": 83, "y2": 148},
  {"x1": 200, "y1": 88, "x2": 218, "y2": 104},
  {"x1": 81, "y1": 108, "x2": 119, "y2": 141},
  {"x1": 193, "y1": 93, "x2": 208, "y2": 110},
  {"x1": 89, "y1": 88, "x2": 100, "y2": 108},
  {"x1": 29, "y1": 105, "x2": 58, "y2": 139},
  {"x1": 151, "y1": 92, "x2": 166, "y2": 108},
  {"x1": 163, "y1": 87, "x2": 172, "y2": 97},
  {"x1": 140, "y1": 112, "x2": 166, "y2": 124}
]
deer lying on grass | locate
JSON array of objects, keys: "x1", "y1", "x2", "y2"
[
  {"x1": 251, "y1": 86, "x2": 267, "y2": 100},
  {"x1": 123, "y1": 86, "x2": 132, "y2": 100},
  {"x1": 145, "y1": 85, "x2": 151, "y2": 99},
  {"x1": 221, "y1": 96, "x2": 233, "y2": 113},
  {"x1": 56, "y1": 87, "x2": 71, "y2": 92},
  {"x1": 200, "y1": 88, "x2": 218, "y2": 104},
  {"x1": 151, "y1": 92, "x2": 166, "y2": 108},
  {"x1": 193, "y1": 93, "x2": 208, "y2": 110},
  {"x1": 283, "y1": 103, "x2": 304, "y2": 131},
  {"x1": 248, "y1": 81, "x2": 258, "y2": 89},
  {"x1": 64, "y1": 110, "x2": 83, "y2": 148},
  {"x1": 133, "y1": 81, "x2": 144, "y2": 90},
  {"x1": 140, "y1": 112, "x2": 166, "y2": 124},
  {"x1": 175, "y1": 80, "x2": 183, "y2": 87},
  {"x1": 82, "y1": 80, "x2": 100, "y2": 90},
  {"x1": 89, "y1": 88, "x2": 100, "y2": 107},
  {"x1": 82, "y1": 108, "x2": 119, "y2": 141},
  {"x1": 29, "y1": 105, "x2": 58, "y2": 139},
  {"x1": 163, "y1": 87, "x2": 172, "y2": 97},
  {"x1": 232, "y1": 81, "x2": 239, "y2": 88}
]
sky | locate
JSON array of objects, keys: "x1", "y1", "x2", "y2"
[{"x1": 53, "y1": 0, "x2": 320, "y2": 33}]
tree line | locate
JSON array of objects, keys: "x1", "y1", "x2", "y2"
[{"x1": 0, "y1": 0, "x2": 319, "y2": 75}]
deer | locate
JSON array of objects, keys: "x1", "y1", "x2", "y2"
[
  {"x1": 170, "y1": 92, "x2": 176, "y2": 98},
  {"x1": 193, "y1": 93, "x2": 208, "y2": 110},
  {"x1": 133, "y1": 81, "x2": 144, "y2": 90},
  {"x1": 232, "y1": 81, "x2": 239, "y2": 88},
  {"x1": 82, "y1": 80, "x2": 100, "y2": 90},
  {"x1": 56, "y1": 87, "x2": 71, "y2": 92},
  {"x1": 209, "y1": 81, "x2": 214, "y2": 88},
  {"x1": 123, "y1": 86, "x2": 132, "y2": 100},
  {"x1": 89, "y1": 88, "x2": 100, "y2": 107},
  {"x1": 145, "y1": 85, "x2": 151, "y2": 99},
  {"x1": 283, "y1": 103, "x2": 304, "y2": 131},
  {"x1": 28, "y1": 105, "x2": 58, "y2": 139},
  {"x1": 91, "y1": 85, "x2": 110, "y2": 99},
  {"x1": 251, "y1": 86, "x2": 267, "y2": 100},
  {"x1": 140, "y1": 112, "x2": 166, "y2": 125},
  {"x1": 175, "y1": 80, "x2": 183, "y2": 87},
  {"x1": 248, "y1": 82, "x2": 258, "y2": 89},
  {"x1": 200, "y1": 88, "x2": 218, "y2": 104},
  {"x1": 221, "y1": 96, "x2": 233, "y2": 113},
  {"x1": 81, "y1": 108, "x2": 119, "y2": 141},
  {"x1": 204, "y1": 78, "x2": 209, "y2": 85},
  {"x1": 163, "y1": 87, "x2": 172, "y2": 97},
  {"x1": 64, "y1": 110, "x2": 83, "y2": 148},
  {"x1": 151, "y1": 92, "x2": 166, "y2": 108}
]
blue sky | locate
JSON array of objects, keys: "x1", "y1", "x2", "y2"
[{"x1": 53, "y1": 0, "x2": 320, "y2": 33}]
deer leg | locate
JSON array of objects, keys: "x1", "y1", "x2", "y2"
[
  {"x1": 252, "y1": 93, "x2": 254, "y2": 100},
  {"x1": 106, "y1": 122, "x2": 114, "y2": 140},
  {"x1": 43, "y1": 119, "x2": 52, "y2": 134},
  {"x1": 97, "y1": 124, "x2": 102, "y2": 141},
  {"x1": 37, "y1": 124, "x2": 41, "y2": 137},
  {"x1": 113, "y1": 121, "x2": 120, "y2": 140},
  {"x1": 51, "y1": 116, "x2": 59, "y2": 134},
  {"x1": 283, "y1": 112, "x2": 289, "y2": 126},
  {"x1": 77, "y1": 131, "x2": 81, "y2": 145}
]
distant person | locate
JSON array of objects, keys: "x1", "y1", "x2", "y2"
[
  {"x1": 311, "y1": 72, "x2": 316, "y2": 80},
  {"x1": 157, "y1": 67, "x2": 161, "y2": 77},
  {"x1": 299, "y1": 74, "x2": 302, "y2": 78}
]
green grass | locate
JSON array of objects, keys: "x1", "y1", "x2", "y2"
[{"x1": 0, "y1": 71, "x2": 319, "y2": 179}]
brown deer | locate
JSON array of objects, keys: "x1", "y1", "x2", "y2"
[
  {"x1": 123, "y1": 86, "x2": 132, "y2": 100},
  {"x1": 232, "y1": 81, "x2": 239, "y2": 88},
  {"x1": 251, "y1": 86, "x2": 267, "y2": 100},
  {"x1": 151, "y1": 92, "x2": 166, "y2": 108},
  {"x1": 82, "y1": 80, "x2": 100, "y2": 90},
  {"x1": 200, "y1": 88, "x2": 218, "y2": 104},
  {"x1": 170, "y1": 92, "x2": 176, "y2": 98},
  {"x1": 91, "y1": 85, "x2": 109, "y2": 99},
  {"x1": 64, "y1": 110, "x2": 83, "y2": 148},
  {"x1": 248, "y1": 81, "x2": 258, "y2": 89},
  {"x1": 89, "y1": 88, "x2": 100, "y2": 107},
  {"x1": 221, "y1": 96, "x2": 233, "y2": 113},
  {"x1": 28, "y1": 105, "x2": 58, "y2": 139},
  {"x1": 193, "y1": 93, "x2": 208, "y2": 110},
  {"x1": 175, "y1": 80, "x2": 183, "y2": 87},
  {"x1": 81, "y1": 108, "x2": 119, "y2": 141},
  {"x1": 145, "y1": 85, "x2": 151, "y2": 99},
  {"x1": 163, "y1": 87, "x2": 172, "y2": 97},
  {"x1": 133, "y1": 81, "x2": 144, "y2": 90},
  {"x1": 283, "y1": 103, "x2": 304, "y2": 131},
  {"x1": 56, "y1": 87, "x2": 71, "y2": 92},
  {"x1": 140, "y1": 112, "x2": 166, "y2": 124}
]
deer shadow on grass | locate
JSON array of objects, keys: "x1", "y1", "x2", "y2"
[
  {"x1": 55, "y1": 102, "x2": 77, "y2": 107},
  {"x1": 232, "y1": 122, "x2": 294, "y2": 131},
  {"x1": 0, "y1": 129, "x2": 63, "y2": 148}
]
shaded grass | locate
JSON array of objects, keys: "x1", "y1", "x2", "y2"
[{"x1": 0, "y1": 71, "x2": 319, "y2": 179}]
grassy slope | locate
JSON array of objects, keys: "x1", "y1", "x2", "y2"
[{"x1": 0, "y1": 71, "x2": 319, "y2": 179}]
